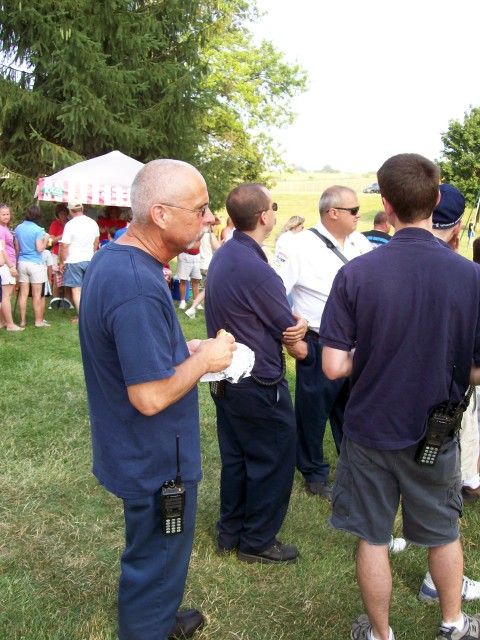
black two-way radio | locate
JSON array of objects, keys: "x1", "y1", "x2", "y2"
[
  {"x1": 415, "y1": 366, "x2": 473, "y2": 466},
  {"x1": 160, "y1": 435, "x2": 185, "y2": 534}
]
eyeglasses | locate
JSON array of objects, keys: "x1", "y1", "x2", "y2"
[
  {"x1": 160, "y1": 203, "x2": 210, "y2": 217},
  {"x1": 334, "y1": 206, "x2": 360, "y2": 215},
  {"x1": 253, "y1": 202, "x2": 278, "y2": 215}
]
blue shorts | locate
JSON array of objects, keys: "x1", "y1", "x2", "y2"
[
  {"x1": 64, "y1": 261, "x2": 90, "y2": 288},
  {"x1": 330, "y1": 434, "x2": 463, "y2": 547}
]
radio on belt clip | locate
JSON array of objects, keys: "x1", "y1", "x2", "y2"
[{"x1": 161, "y1": 435, "x2": 185, "y2": 534}]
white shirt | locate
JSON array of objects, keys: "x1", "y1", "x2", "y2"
[
  {"x1": 279, "y1": 220, "x2": 372, "y2": 332},
  {"x1": 61, "y1": 215, "x2": 100, "y2": 263},
  {"x1": 200, "y1": 230, "x2": 215, "y2": 270},
  {"x1": 274, "y1": 230, "x2": 297, "y2": 267},
  {"x1": 41, "y1": 249, "x2": 54, "y2": 295}
]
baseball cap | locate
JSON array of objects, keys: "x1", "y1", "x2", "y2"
[
  {"x1": 68, "y1": 201, "x2": 83, "y2": 211},
  {"x1": 432, "y1": 184, "x2": 465, "y2": 229}
]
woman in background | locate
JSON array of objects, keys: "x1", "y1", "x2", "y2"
[
  {"x1": 0, "y1": 203, "x2": 23, "y2": 331},
  {"x1": 274, "y1": 215, "x2": 305, "y2": 263},
  {"x1": 14, "y1": 204, "x2": 50, "y2": 327}
]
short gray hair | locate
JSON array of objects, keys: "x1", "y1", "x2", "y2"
[
  {"x1": 319, "y1": 186, "x2": 356, "y2": 216},
  {"x1": 130, "y1": 158, "x2": 196, "y2": 226}
]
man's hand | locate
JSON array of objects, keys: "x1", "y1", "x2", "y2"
[
  {"x1": 186, "y1": 339, "x2": 202, "y2": 355},
  {"x1": 193, "y1": 334, "x2": 236, "y2": 373},
  {"x1": 282, "y1": 313, "x2": 308, "y2": 345},
  {"x1": 128, "y1": 334, "x2": 236, "y2": 416}
]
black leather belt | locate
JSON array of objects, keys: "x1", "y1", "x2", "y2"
[{"x1": 305, "y1": 329, "x2": 320, "y2": 342}]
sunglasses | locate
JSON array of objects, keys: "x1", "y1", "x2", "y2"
[
  {"x1": 334, "y1": 206, "x2": 360, "y2": 215},
  {"x1": 253, "y1": 202, "x2": 278, "y2": 215}
]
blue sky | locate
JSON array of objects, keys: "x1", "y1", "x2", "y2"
[{"x1": 252, "y1": 0, "x2": 480, "y2": 173}]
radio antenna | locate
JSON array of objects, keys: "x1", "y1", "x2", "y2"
[
  {"x1": 445, "y1": 365, "x2": 456, "y2": 415},
  {"x1": 175, "y1": 435, "x2": 182, "y2": 485}
]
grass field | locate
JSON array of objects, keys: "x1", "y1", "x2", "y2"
[
  {"x1": 1, "y1": 177, "x2": 480, "y2": 640},
  {"x1": 2, "y1": 306, "x2": 480, "y2": 640}
]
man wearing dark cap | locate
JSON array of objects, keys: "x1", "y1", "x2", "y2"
[
  {"x1": 431, "y1": 185, "x2": 480, "y2": 503},
  {"x1": 415, "y1": 183, "x2": 480, "y2": 604},
  {"x1": 431, "y1": 183, "x2": 467, "y2": 250},
  {"x1": 321, "y1": 155, "x2": 480, "y2": 640}
]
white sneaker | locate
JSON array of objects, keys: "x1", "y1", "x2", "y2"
[
  {"x1": 185, "y1": 308, "x2": 196, "y2": 319},
  {"x1": 388, "y1": 536, "x2": 407, "y2": 554},
  {"x1": 196, "y1": 304, "x2": 203, "y2": 310},
  {"x1": 179, "y1": 300, "x2": 186, "y2": 310},
  {"x1": 419, "y1": 572, "x2": 480, "y2": 603}
]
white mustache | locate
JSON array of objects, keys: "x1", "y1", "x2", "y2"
[{"x1": 185, "y1": 227, "x2": 207, "y2": 250}]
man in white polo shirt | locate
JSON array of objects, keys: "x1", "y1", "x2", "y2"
[
  {"x1": 59, "y1": 201, "x2": 99, "y2": 321},
  {"x1": 279, "y1": 186, "x2": 372, "y2": 497}
]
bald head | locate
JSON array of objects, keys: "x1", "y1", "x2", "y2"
[{"x1": 130, "y1": 159, "x2": 207, "y2": 226}]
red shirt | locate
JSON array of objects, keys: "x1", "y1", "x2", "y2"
[{"x1": 48, "y1": 219, "x2": 66, "y2": 256}]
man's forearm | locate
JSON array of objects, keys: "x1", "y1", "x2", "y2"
[
  {"x1": 59, "y1": 243, "x2": 68, "y2": 265},
  {"x1": 470, "y1": 363, "x2": 480, "y2": 386},
  {"x1": 322, "y1": 346, "x2": 352, "y2": 380}
]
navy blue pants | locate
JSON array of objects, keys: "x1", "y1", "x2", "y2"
[
  {"x1": 118, "y1": 483, "x2": 198, "y2": 640},
  {"x1": 295, "y1": 338, "x2": 349, "y2": 484},
  {"x1": 212, "y1": 378, "x2": 296, "y2": 554}
]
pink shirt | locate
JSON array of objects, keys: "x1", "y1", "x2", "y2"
[{"x1": 0, "y1": 224, "x2": 15, "y2": 264}]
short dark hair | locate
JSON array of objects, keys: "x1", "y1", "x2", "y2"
[
  {"x1": 225, "y1": 183, "x2": 270, "y2": 232},
  {"x1": 55, "y1": 202, "x2": 69, "y2": 215},
  {"x1": 373, "y1": 211, "x2": 388, "y2": 226},
  {"x1": 104, "y1": 206, "x2": 121, "y2": 217},
  {"x1": 377, "y1": 154, "x2": 440, "y2": 224},
  {"x1": 473, "y1": 237, "x2": 480, "y2": 264},
  {"x1": 24, "y1": 204, "x2": 42, "y2": 222}
]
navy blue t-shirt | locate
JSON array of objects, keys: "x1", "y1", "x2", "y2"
[
  {"x1": 205, "y1": 230, "x2": 295, "y2": 379},
  {"x1": 79, "y1": 243, "x2": 201, "y2": 498},
  {"x1": 320, "y1": 227, "x2": 480, "y2": 450}
]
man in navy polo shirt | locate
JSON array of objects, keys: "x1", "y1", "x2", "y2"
[
  {"x1": 79, "y1": 159, "x2": 236, "y2": 640},
  {"x1": 320, "y1": 154, "x2": 480, "y2": 640},
  {"x1": 205, "y1": 183, "x2": 307, "y2": 564}
]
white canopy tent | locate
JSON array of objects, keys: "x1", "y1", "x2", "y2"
[{"x1": 35, "y1": 150, "x2": 144, "y2": 207}]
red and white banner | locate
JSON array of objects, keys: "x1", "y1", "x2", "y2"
[{"x1": 35, "y1": 151, "x2": 144, "y2": 207}]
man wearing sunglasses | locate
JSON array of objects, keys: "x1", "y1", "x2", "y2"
[
  {"x1": 205, "y1": 182, "x2": 308, "y2": 565},
  {"x1": 279, "y1": 186, "x2": 372, "y2": 498}
]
